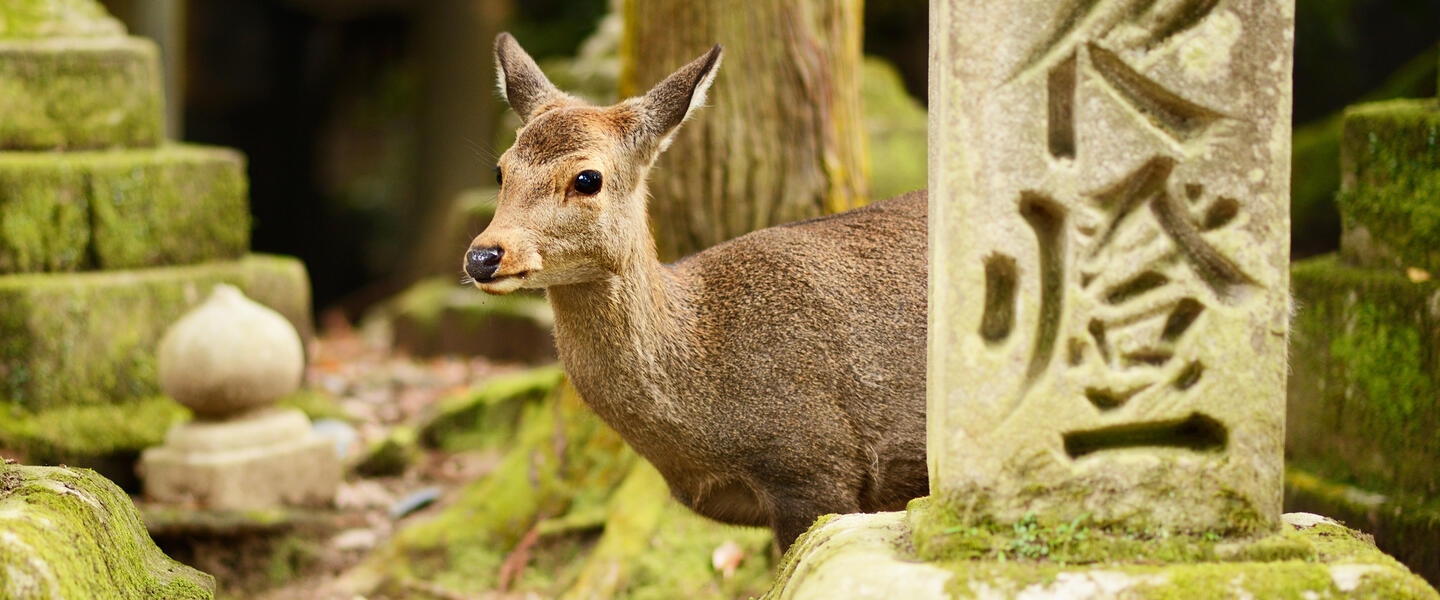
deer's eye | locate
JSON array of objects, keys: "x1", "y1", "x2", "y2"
[
  {"x1": 573, "y1": 170, "x2": 603, "y2": 195},
  {"x1": 494, "y1": 166, "x2": 502, "y2": 186}
]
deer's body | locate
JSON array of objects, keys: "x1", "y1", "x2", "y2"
[{"x1": 469, "y1": 34, "x2": 928, "y2": 551}]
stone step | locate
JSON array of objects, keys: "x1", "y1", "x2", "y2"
[
  {"x1": 1337, "y1": 98, "x2": 1440, "y2": 273},
  {"x1": 0, "y1": 254, "x2": 312, "y2": 413},
  {"x1": 0, "y1": 0, "x2": 127, "y2": 39},
  {"x1": 1285, "y1": 467, "x2": 1440, "y2": 587},
  {"x1": 0, "y1": 144, "x2": 250, "y2": 273},
  {"x1": 365, "y1": 276, "x2": 556, "y2": 364},
  {"x1": 0, "y1": 35, "x2": 165, "y2": 150},
  {"x1": 1288, "y1": 255, "x2": 1439, "y2": 499}
]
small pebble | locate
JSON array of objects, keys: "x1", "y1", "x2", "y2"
[
  {"x1": 389, "y1": 486, "x2": 443, "y2": 519},
  {"x1": 312, "y1": 419, "x2": 359, "y2": 459}
]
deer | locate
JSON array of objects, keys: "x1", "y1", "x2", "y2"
[{"x1": 465, "y1": 32, "x2": 928, "y2": 553}]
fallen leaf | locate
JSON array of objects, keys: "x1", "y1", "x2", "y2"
[
  {"x1": 711, "y1": 540, "x2": 745, "y2": 578},
  {"x1": 1406, "y1": 267, "x2": 1431, "y2": 283}
]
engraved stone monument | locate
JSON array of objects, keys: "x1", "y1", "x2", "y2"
[{"x1": 928, "y1": 0, "x2": 1293, "y2": 534}]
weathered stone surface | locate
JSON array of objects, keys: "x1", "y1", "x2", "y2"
[
  {"x1": 767, "y1": 508, "x2": 1439, "y2": 599},
  {"x1": 927, "y1": 0, "x2": 1293, "y2": 534},
  {"x1": 0, "y1": 36, "x2": 164, "y2": 150},
  {"x1": 0, "y1": 144, "x2": 250, "y2": 273},
  {"x1": 1286, "y1": 468, "x2": 1440, "y2": 587},
  {"x1": 0, "y1": 462, "x2": 214, "y2": 599},
  {"x1": 375, "y1": 276, "x2": 555, "y2": 363},
  {"x1": 139, "y1": 408, "x2": 340, "y2": 510},
  {"x1": 0, "y1": 0, "x2": 125, "y2": 38},
  {"x1": 1337, "y1": 99, "x2": 1440, "y2": 273},
  {"x1": 1288, "y1": 255, "x2": 1440, "y2": 498},
  {"x1": 0, "y1": 254, "x2": 313, "y2": 412},
  {"x1": 159, "y1": 285, "x2": 304, "y2": 417}
]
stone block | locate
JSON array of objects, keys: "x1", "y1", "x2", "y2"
[
  {"x1": 0, "y1": 395, "x2": 189, "y2": 491},
  {"x1": 0, "y1": 36, "x2": 164, "y2": 150},
  {"x1": 1337, "y1": 99, "x2": 1440, "y2": 273},
  {"x1": 1286, "y1": 468, "x2": 1440, "y2": 586},
  {"x1": 765, "y1": 509, "x2": 1439, "y2": 599},
  {"x1": 927, "y1": 1, "x2": 1292, "y2": 534},
  {"x1": 139, "y1": 408, "x2": 340, "y2": 510},
  {"x1": 0, "y1": 254, "x2": 313, "y2": 412},
  {"x1": 0, "y1": 462, "x2": 214, "y2": 599},
  {"x1": 0, "y1": 144, "x2": 250, "y2": 273},
  {"x1": 375, "y1": 276, "x2": 555, "y2": 363},
  {"x1": 0, "y1": 0, "x2": 126, "y2": 38},
  {"x1": 1288, "y1": 256, "x2": 1440, "y2": 498}
]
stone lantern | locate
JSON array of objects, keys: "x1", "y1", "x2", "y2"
[{"x1": 139, "y1": 285, "x2": 339, "y2": 510}]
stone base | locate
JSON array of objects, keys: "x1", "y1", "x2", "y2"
[
  {"x1": 764, "y1": 511, "x2": 1439, "y2": 599},
  {"x1": 0, "y1": 144, "x2": 249, "y2": 273},
  {"x1": 0, "y1": 254, "x2": 312, "y2": 412},
  {"x1": 0, "y1": 462, "x2": 214, "y2": 599},
  {"x1": 0, "y1": 36, "x2": 163, "y2": 150},
  {"x1": 139, "y1": 408, "x2": 340, "y2": 511}
]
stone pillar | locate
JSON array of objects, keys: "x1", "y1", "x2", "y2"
[
  {"x1": 928, "y1": 0, "x2": 1294, "y2": 535},
  {"x1": 140, "y1": 285, "x2": 339, "y2": 510}
]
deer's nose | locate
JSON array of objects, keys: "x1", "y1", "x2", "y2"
[{"x1": 465, "y1": 246, "x2": 504, "y2": 281}]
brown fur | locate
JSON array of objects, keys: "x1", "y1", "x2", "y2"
[{"x1": 472, "y1": 34, "x2": 928, "y2": 552}]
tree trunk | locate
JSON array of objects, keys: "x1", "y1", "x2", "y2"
[{"x1": 620, "y1": 0, "x2": 868, "y2": 260}]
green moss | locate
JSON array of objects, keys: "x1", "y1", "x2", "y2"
[
  {"x1": 1288, "y1": 256, "x2": 1440, "y2": 497},
  {"x1": 1336, "y1": 98, "x2": 1440, "y2": 271},
  {"x1": 0, "y1": 36, "x2": 163, "y2": 150},
  {"x1": 351, "y1": 381, "x2": 635, "y2": 596},
  {"x1": 418, "y1": 364, "x2": 564, "y2": 450},
  {"x1": 354, "y1": 425, "x2": 420, "y2": 477},
  {"x1": 0, "y1": 254, "x2": 312, "y2": 412},
  {"x1": 0, "y1": 395, "x2": 188, "y2": 464},
  {"x1": 0, "y1": 462, "x2": 214, "y2": 599},
  {"x1": 861, "y1": 57, "x2": 926, "y2": 201},
  {"x1": 0, "y1": 0, "x2": 125, "y2": 38},
  {"x1": 380, "y1": 276, "x2": 555, "y2": 361},
  {"x1": 0, "y1": 144, "x2": 250, "y2": 273},
  {"x1": 907, "y1": 495, "x2": 1304, "y2": 566}
]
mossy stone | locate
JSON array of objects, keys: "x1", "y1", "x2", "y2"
[
  {"x1": 1286, "y1": 467, "x2": 1440, "y2": 586},
  {"x1": 0, "y1": 254, "x2": 313, "y2": 412},
  {"x1": 0, "y1": 395, "x2": 189, "y2": 491},
  {"x1": 0, "y1": 0, "x2": 125, "y2": 39},
  {"x1": 0, "y1": 462, "x2": 214, "y2": 599},
  {"x1": 0, "y1": 144, "x2": 250, "y2": 273},
  {"x1": 0, "y1": 36, "x2": 164, "y2": 150},
  {"x1": 417, "y1": 364, "x2": 564, "y2": 451},
  {"x1": 375, "y1": 276, "x2": 555, "y2": 363},
  {"x1": 861, "y1": 57, "x2": 926, "y2": 201},
  {"x1": 1288, "y1": 255, "x2": 1439, "y2": 498},
  {"x1": 765, "y1": 508, "x2": 1439, "y2": 599},
  {"x1": 1337, "y1": 99, "x2": 1440, "y2": 272}
]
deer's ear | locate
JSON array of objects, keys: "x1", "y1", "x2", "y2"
[
  {"x1": 638, "y1": 44, "x2": 723, "y2": 152},
  {"x1": 495, "y1": 32, "x2": 565, "y2": 122}
]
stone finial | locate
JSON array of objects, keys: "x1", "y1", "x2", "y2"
[{"x1": 157, "y1": 284, "x2": 303, "y2": 418}]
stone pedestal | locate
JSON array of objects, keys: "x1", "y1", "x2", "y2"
[
  {"x1": 140, "y1": 408, "x2": 340, "y2": 510},
  {"x1": 138, "y1": 285, "x2": 338, "y2": 510}
]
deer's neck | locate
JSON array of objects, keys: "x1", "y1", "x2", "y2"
[{"x1": 545, "y1": 238, "x2": 698, "y2": 426}]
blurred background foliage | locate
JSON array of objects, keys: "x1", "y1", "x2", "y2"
[{"x1": 98, "y1": 0, "x2": 1439, "y2": 319}]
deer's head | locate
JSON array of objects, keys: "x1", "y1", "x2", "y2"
[{"x1": 465, "y1": 33, "x2": 722, "y2": 294}]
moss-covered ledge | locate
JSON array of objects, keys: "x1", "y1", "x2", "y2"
[
  {"x1": 0, "y1": 0, "x2": 126, "y2": 39},
  {"x1": 765, "y1": 504, "x2": 1439, "y2": 599},
  {"x1": 0, "y1": 461, "x2": 214, "y2": 599},
  {"x1": 1337, "y1": 98, "x2": 1440, "y2": 272},
  {"x1": 0, "y1": 36, "x2": 163, "y2": 150},
  {"x1": 0, "y1": 144, "x2": 250, "y2": 273},
  {"x1": 0, "y1": 254, "x2": 312, "y2": 412}
]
